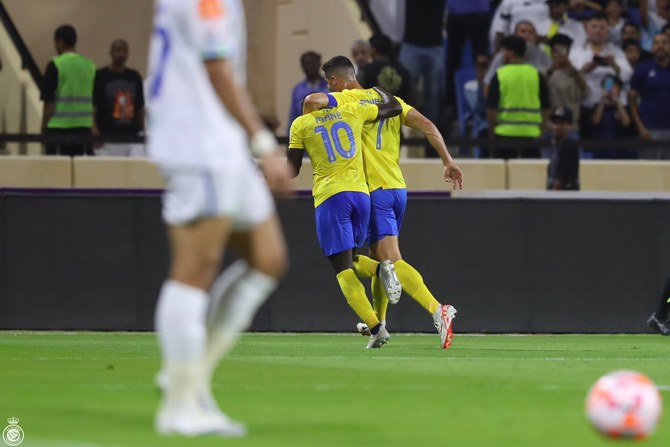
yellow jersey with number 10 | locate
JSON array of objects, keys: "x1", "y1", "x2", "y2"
[
  {"x1": 330, "y1": 88, "x2": 413, "y2": 191},
  {"x1": 288, "y1": 102, "x2": 379, "y2": 208}
]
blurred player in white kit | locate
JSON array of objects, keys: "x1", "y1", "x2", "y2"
[{"x1": 147, "y1": 0, "x2": 292, "y2": 437}]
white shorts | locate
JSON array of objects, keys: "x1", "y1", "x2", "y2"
[{"x1": 161, "y1": 163, "x2": 274, "y2": 230}]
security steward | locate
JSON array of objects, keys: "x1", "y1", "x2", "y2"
[
  {"x1": 486, "y1": 35, "x2": 550, "y2": 158},
  {"x1": 41, "y1": 25, "x2": 96, "y2": 156}
]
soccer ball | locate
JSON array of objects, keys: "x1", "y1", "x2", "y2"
[{"x1": 585, "y1": 370, "x2": 663, "y2": 439}]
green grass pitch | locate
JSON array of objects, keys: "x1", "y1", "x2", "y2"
[{"x1": 0, "y1": 332, "x2": 668, "y2": 447}]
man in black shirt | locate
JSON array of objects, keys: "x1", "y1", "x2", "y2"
[
  {"x1": 546, "y1": 106, "x2": 580, "y2": 190},
  {"x1": 93, "y1": 39, "x2": 145, "y2": 156},
  {"x1": 41, "y1": 25, "x2": 96, "y2": 156},
  {"x1": 357, "y1": 33, "x2": 413, "y2": 101}
]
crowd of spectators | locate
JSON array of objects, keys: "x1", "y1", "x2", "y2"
[{"x1": 288, "y1": 0, "x2": 670, "y2": 173}]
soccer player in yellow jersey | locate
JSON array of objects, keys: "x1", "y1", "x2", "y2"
[
  {"x1": 303, "y1": 56, "x2": 464, "y2": 349},
  {"x1": 287, "y1": 86, "x2": 402, "y2": 348}
]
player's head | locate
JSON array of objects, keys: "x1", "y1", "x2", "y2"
[
  {"x1": 321, "y1": 56, "x2": 356, "y2": 92},
  {"x1": 110, "y1": 39, "x2": 129, "y2": 67},
  {"x1": 54, "y1": 25, "x2": 77, "y2": 54}
]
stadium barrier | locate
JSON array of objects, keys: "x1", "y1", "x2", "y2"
[
  {"x1": 4, "y1": 155, "x2": 670, "y2": 192},
  {"x1": 0, "y1": 189, "x2": 667, "y2": 333}
]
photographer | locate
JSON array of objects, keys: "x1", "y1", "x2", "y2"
[{"x1": 569, "y1": 13, "x2": 632, "y2": 139}]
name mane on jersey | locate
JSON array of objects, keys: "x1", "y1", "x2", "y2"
[
  {"x1": 358, "y1": 98, "x2": 381, "y2": 105},
  {"x1": 315, "y1": 110, "x2": 343, "y2": 124}
]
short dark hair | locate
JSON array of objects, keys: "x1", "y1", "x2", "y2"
[
  {"x1": 300, "y1": 51, "x2": 321, "y2": 64},
  {"x1": 321, "y1": 56, "x2": 355, "y2": 76},
  {"x1": 368, "y1": 33, "x2": 393, "y2": 56},
  {"x1": 548, "y1": 33, "x2": 574, "y2": 49},
  {"x1": 501, "y1": 35, "x2": 526, "y2": 58},
  {"x1": 663, "y1": 23, "x2": 670, "y2": 33},
  {"x1": 54, "y1": 25, "x2": 77, "y2": 47},
  {"x1": 622, "y1": 38, "x2": 641, "y2": 51},
  {"x1": 588, "y1": 12, "x2": 608, "y2": 22},
  {"x1": 623, "y1": 21, "x2": 641, "y2": 32}
]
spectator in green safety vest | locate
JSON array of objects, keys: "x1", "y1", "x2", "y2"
[
  {"x1": 486, "y1": 35, "x2": 551, "y2": 158},
  {"x1": 40, "y1": 25, "x2": 96, "y2": 156}
]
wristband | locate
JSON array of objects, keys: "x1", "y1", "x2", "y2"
[{"x1": 250, "y1": 129, "x2": 276, "y2": 157}]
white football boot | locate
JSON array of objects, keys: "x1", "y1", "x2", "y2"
[
  {"x1": 432, "y1": 304, "x2": 457, "y2": 349},
  {"x1": 366, "y1": 325, "x2": 390, "y2": 349},
  {"x1": 379, "y1": 260, "x2": 402, "y2": 304}
]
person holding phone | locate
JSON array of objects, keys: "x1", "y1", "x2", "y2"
[
  {"x1": 568, "y1": 13, "x2": 632, "y2": 140},
  {"x1": 590, "y1": 75, "x2": 632, "y2": 158},
  {"x1": 546, "y1": 34, "x2": 589, "y2": 133}
]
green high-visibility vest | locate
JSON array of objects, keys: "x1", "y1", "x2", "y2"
[
  {"x1": 47, "y1": 53, "x2": 96, "y2": 129},
  {"x1": 495, "y1": 64, "x2": 542, "y2": 138}
]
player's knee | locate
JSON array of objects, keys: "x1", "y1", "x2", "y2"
[
  {"x1": 170, "y1": 252, "x2": 222, "y2": 288},
  {"x1": 251, "y1": 246, "x2": 289, "y2": 279},
  {"x1": 370, "y1": 246, "x2": 402, "y2": 262},
  {"x1": 169, "y1": 264, "x2": 218, "y2": 289}
]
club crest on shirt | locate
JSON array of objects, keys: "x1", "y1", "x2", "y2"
[{"x1": 199, "y1": 0, "x2": 225, "y2": 19}]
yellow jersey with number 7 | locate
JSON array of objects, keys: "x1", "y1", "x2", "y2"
[
  {"x1": 329, "y1": 88, "x2": 413, "y2": 191},
  {"x1": 288, "y1": 102, "x2": 380, "y2": 207}
]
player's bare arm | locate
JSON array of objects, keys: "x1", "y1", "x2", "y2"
[
  {"x1": 302, "y1": 93, "x2": 330, "y2": 114},
  {"x1": 403, "y1": 108, "x2": 464, "y2": 190},
  {"x1": 287, "y1": 149, "x2": 305, "y2": 178},
  {"x1": 372, "y1": 87, "x2": 402, "y2": 120},
  {"x1": 204, "y1": 59, "x2": 292, "y2": 193}
]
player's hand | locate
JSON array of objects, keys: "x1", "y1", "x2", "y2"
[
  {"x1": 444, "y1": 162, "x2": 464, "y2": 190},
  {"x1": 259, "y1": 152, "x2": 294, "y2": 196}
]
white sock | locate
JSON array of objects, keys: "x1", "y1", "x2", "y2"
[
  {"x1": 204, "y1": 268, "x2": 277, "y2": 382},
  {"x1": 155, "y1": 280, "x2": 208, "y2": 405},
  {"x1": 206, "y1": 260, "x2": 249, "y2": 330}
]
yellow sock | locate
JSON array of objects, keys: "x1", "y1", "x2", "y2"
[
  {"x1": 371, "y1": 275, "x2": 388, "y2": 322},
  {"x1": 395, "y1": 260, "x2": 441, "y2": 314},
  {"x1": 336, "y1": 269, "x2": 380, "y2": 329},
  {"x1": 352, "y1": 254, "x2": 379, "y2": 278}
]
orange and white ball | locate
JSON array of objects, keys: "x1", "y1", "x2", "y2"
[{"x1": 586, "y1": 370, "x2": 662, "y2": 439}]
